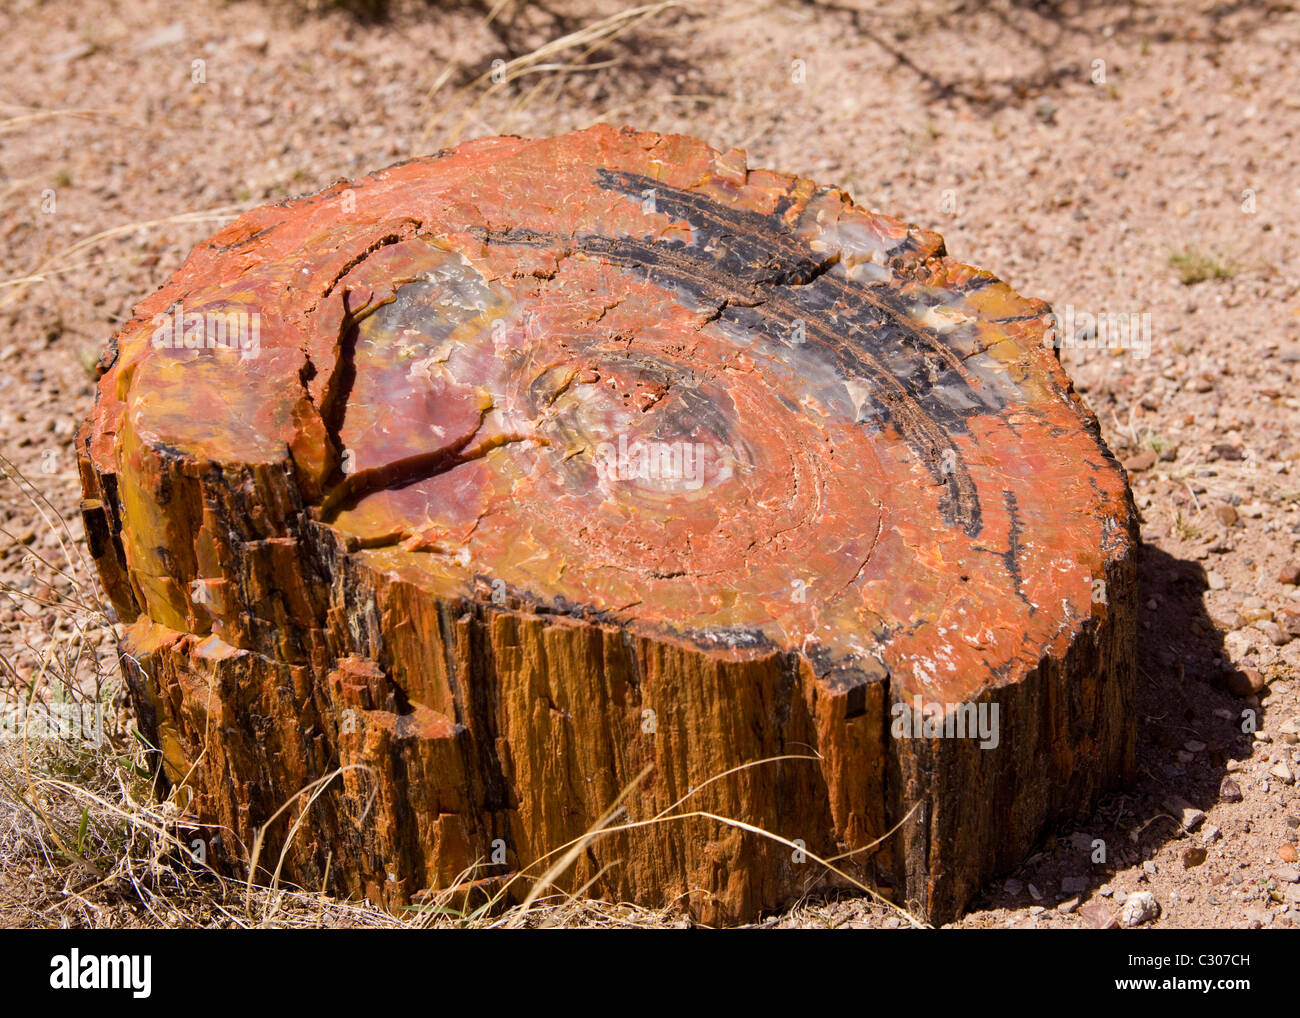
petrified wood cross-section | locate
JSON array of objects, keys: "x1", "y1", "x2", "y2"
[{"x1": 78, "y1": 125, "x2": 1137, "y2": 925}]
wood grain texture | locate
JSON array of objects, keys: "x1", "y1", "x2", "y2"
[{"x1": 78, "y1": 125, "x2": 1138, "y2": 924}]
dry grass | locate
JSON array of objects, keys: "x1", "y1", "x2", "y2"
[
  {"x1": 0, "y1": 205, "x2": 247, "y2": 311},
  {"x1": 0, "y1": 105, "x2": 110, "y2": 135},
  {"x1": 0, "y1": 457, "x2": 918, "y2": 929},
  {"x1": 415, "y1": 0, "x2": 693, "y2": 150},
  {"x1": 0, "y1": 455, "x2": 404, "y2": 928},
  {"x1": 0, "y1": 9, "x2": 922, "y2": 932},
  {"x1": 1168, "y1": 246, "x2": 1237, "y2": 286}
]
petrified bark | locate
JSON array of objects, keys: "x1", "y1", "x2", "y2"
[{"x1": 78, "y1": 125, "x2": 1137, "y2": 925}]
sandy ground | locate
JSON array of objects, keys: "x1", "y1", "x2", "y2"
[{"x1": 1, "y1": 0, "x2": 1298, "y2": 928}]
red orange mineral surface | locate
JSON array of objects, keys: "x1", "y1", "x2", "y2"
[{"x1": 80, "y1": 125, "x2": 1137, "y2": 924}]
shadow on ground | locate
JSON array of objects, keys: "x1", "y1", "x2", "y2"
[
  {"x1": 955, "y1": 541, "x2": 1260, "y2": 924},
  {"x1": 797, "y1": 0, "x2": 1293, "y2": 115}
]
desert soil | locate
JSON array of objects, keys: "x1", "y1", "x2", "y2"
[{"x1": 1, "y1": 0, "x2": 1298, "y2": 928}]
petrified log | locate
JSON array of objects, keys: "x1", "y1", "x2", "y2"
[{"x1": 78, "y1": 125, "x2": 1137, "y2": 925}]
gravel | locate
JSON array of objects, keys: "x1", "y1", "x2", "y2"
[{"x1": 1, "y1": 0, "x2": 1298, "y2": 931}]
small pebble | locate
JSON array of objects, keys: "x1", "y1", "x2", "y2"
[
  {"x1": 1183, "y1": 846, "x2": 1208, "y2": 868},
  {"x1": 1227, "y1": 668, "x2": 1266, "y2": 696},
  {"x1": 1080, "y1": 903, "x2": 1118, "y2": 929},
  {"x1": 1124, "y1": 449, "x2": 1157, "y2": 472},
  {"x1": 1120, "y1": 891, "x2": 1161, "y2": 927}
]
